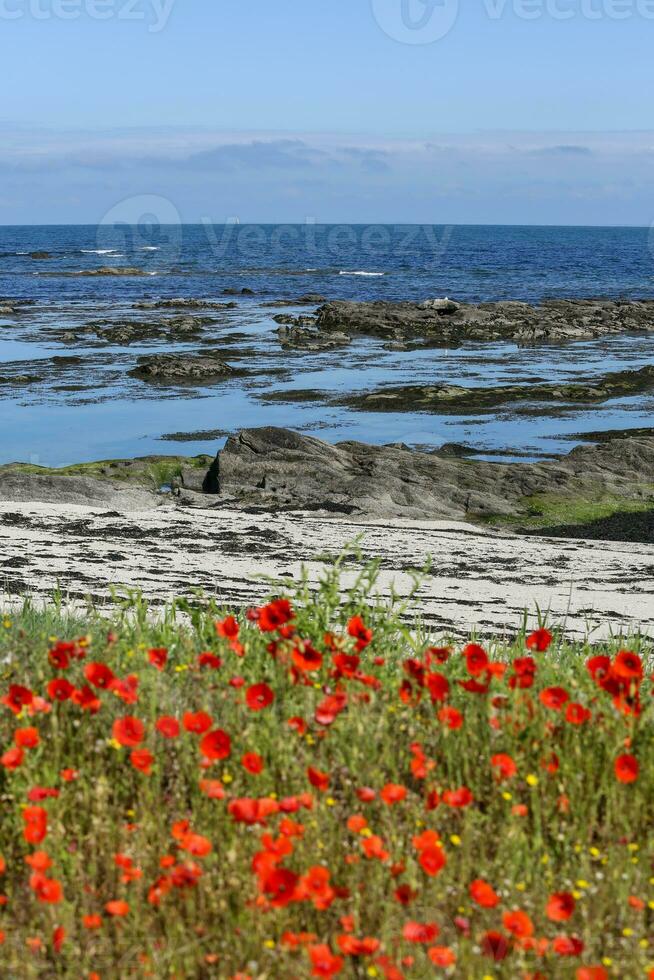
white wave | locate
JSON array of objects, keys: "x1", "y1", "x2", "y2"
[
  {"x1": 338, "y1": 270, "x2": 385, "y2": 277},
  {"x1": 140, "y1": 246, "x2": 160, "y2": 251},
  {"x1": 81, "y1": 249, "x2": 120, "y2": 255}
]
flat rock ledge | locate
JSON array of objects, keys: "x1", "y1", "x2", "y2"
[{"x1": 315, "y1": 298, "x2": 654, "y2": 345}]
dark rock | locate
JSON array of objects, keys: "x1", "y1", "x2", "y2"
[
  {"x1": 0, "y1": 374, "x2": 42, "y2": 386},
  {"x1": 223, "y1": 287, "x2": 255, "y2": 296},
  {"x1": 133, "y1": 298, "x2": 238, "y2": 310},
  {"x1": 199, "y1": 426, "x2": 654, "y2": 521},
  {"x1": 340, "y1": 365, "x2": 654, "y2": 415},
  {"x1": 561, "y1": 426, "x2": 654, "y2": 443},
  {"x1": 0, "y1": 472, "x2": 158, "y2": 510},
  {"x1": 51, "y1": 355, "x2": 84, "y2": 366},
  {"x1": 273, "y1": 314, "x2": 316, "y2": 327},
  {"x1": 87, "y1": 315, "x2": 217, "y2": 345},
  {"x1": 267, "y1": 294, "x2": 327, "y2": 307},
  {"x1": 160, "y1": 428, "x2": 229, "y2": 443},
  {"x1": 276, "y1": 321, "x2": 351, "y2": 352},
  {"x1": 315, "y1": 298, "x2": 654, "y2": 345},
  {"x1": 129, "y1": 352, "x2": 236, "y2": 383},
  {"x1": 29, "y1": 251, "x2": 51, "y2": 260},
  {"x1": 75, "y1": 267, "x2": 147, "y2": 277}
]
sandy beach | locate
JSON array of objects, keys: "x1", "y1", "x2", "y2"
[{"x1": 2, "y1": 498, "x2": 652, "y2": 639}]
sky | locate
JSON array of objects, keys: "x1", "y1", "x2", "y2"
[{"x1": 1, "y1": 0, "x2": 653, "y2": 224}]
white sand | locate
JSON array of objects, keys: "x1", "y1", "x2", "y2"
[{"x1": 1, "y1": 500, "x2": 653, "y2": 639}]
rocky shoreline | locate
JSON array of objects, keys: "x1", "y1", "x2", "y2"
[
  {"x1": 1, "y1": 427, "x2": 653, "y2": 542},
  {"x1": 312, "y1": 297, "x2": 654, "y2": 346}
]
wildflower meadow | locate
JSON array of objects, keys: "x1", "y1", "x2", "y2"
[{"x1": 0, "y1": 558, "x2": 652, "y2": 979}]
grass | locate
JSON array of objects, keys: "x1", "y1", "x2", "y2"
[
  {"x1": 479, "y1": 489, "x2": 654, "y2": 532},
  {"x1": 0, "y1": 558, "x2": 652, "y2": 978},
  {"x1": 0, "y1": 455, "x2": 212, "y2": 491}
]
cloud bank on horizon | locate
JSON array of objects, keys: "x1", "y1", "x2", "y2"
[{"x1": 0, "y1": 125, "x2": 653, "y2": 226}]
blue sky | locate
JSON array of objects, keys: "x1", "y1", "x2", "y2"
[{"x1": 1, "y1": 0, "x2": 653, "y2": 224}]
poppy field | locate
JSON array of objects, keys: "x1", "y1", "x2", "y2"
[{"x1": 0, "y1": 560, "x2": 652, "y2": 979}]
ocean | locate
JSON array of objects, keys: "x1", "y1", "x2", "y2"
[{"x1": 1, "y1": 223, "x2": 653, "y2": 467}]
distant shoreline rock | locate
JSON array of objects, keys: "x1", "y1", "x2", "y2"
[{"x1": 314, "y1": 298, "x2": 654, "y2": 345}]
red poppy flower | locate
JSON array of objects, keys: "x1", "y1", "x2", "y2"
[
  {"x1": 84, "y1": 663, "x2": 115, "y2": 689},
  {"x1": 30, "y1": 873, "x2": 63, "y2": 904},
  {"x1": 72, "y1": 686, "x2": 101, "y2": 713},
  {"x1": 539, "y1": 687, "x2": 570, "y2": 710},
  {"x1": 308, "y1": 943, "x2": 344, "y2": 978},
  {"x1": 347, "y1": 616, "x2": 373, "y2": 651},
  {"x1": 216, "y1": 615, "x2": 240, "y2": 639},
  {"x1": 1, "y1": 746, "x2": 24, "y2": 770},
  {"x1": 112, "y1": 716, "x2": 145, "y2": 748},
  {"x1": 82, "y1": 915, "x2": 103, "y2": 930},
  {"x1": 438, "y1": 706, "x2": 463, "y2": 729},
  {"x1": 503, "y1": 909, "x2": 534, "y2": 938},
  {"x1": 426, "y1": 672, "x2": 449, "y2": 703},
  {"x1": 183, "y1": 711, "x2": 212, "y2": 734},
  {"x1": 156, "y1": 716, "x2": 180, "y2": 738},
  {"x1": 257, "y1": 599, "x2": 295, "y2": 633},
  {"x1": 105, "y1": 900, "x2": 130, "y2": 917},
  {"x1": 428, "y1": 946, "x2": 456, "y2": 967},
  {"x1": 565, "y1": 703, "x2": 591, "y2": 725},
  {"x1": 576, "y1": 968, "x2": 608, "y2": 980},
  {"x1": 27, "y1": 786, "x2": 59, "y2": 802},
  {"x1": 491, "y1": 753, "x2": 517, "y2": 780},
  {"x1": 463, "y1": 643, "x2": 488, "y2": 676},
  {"x1": 442, "y1": 787, "x2": 473, "y2": 808},
  {"x1": 546, "y1": 892, "x2": 576, "y2": 922},
  {"x1": 246, "y1": 683, "x2": 274, "y2": 711},
  {"x1": 130, "y1": 749, "x2": 154, "y2": 774},
  {"x1": 200, "y1": 728, "x2": 231, "y2": 761},
  {"x1": 287, "y1": 716, "x2": 307, "y2": 736},
  {"x1": 526, "y1": 628, "x2": 553, "y2": 652},
  {"x1": 47, "y1": 678, "x2": 74, "y2": 702},
  {"x1": 261, "y1": 867, "x2": 298, "y2": 907},
  {"x1": 147, "y1": 648, "x2": 168, "y2": 670},
  {"x1": 48, "y1": 645, "x2": 70, "y2": 670},
  {"x1": 615, "y1": 753, "x2": 639, "y2": 784},
  {"x1": 553, "y1": 935, "x2": 584, "y2": 956},
  {"x1": 418, "y1": 846, "x2": 446, "y2": 877},
  {"x1": 380, "y1": 783, "x2": 407, "y2": 805},
  {"x1": 481, "y1": 930, "x2": 509, "y2": 961},
  {"x1": 198, "y1": 652, "x2": 222, "y2": 670},
  {"x1": 586, "y1": 655, "x2": 611, "y2": 682},
  {"x1": 14, "y1": 727, "x2": 39, "y2": 749},
  {"x1": 470, "y1": 878, "x2": 500, "y2": 908},
  {"x1": 402, "y1": 921, "x2": 439, "y2": 943},
  {"x1": 23, "y1": 807, "x2": 47, "y2": 844},
  {"x1": 307, "y1": 766, "x2": 330, "y2": 791},
  {"x1": 242, "y1": 752, "x2": 264, "y2": 774},
  {"x1": 2, "y1": 684, "x2": 33, "y2": 714},
  {"x1": 292, "y1": 643, "x2": 323, "y2": 672},
  {"x1": 612, "y1": 650, "x2": 643, "y2": 681}
]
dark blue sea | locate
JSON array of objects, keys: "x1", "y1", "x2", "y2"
[
  {"x1": 2, "y1": 223, "x2": 654, "y2": 304},
  {"x1": 1, "y1": 224, "x2": 653, "y2": 467}
]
